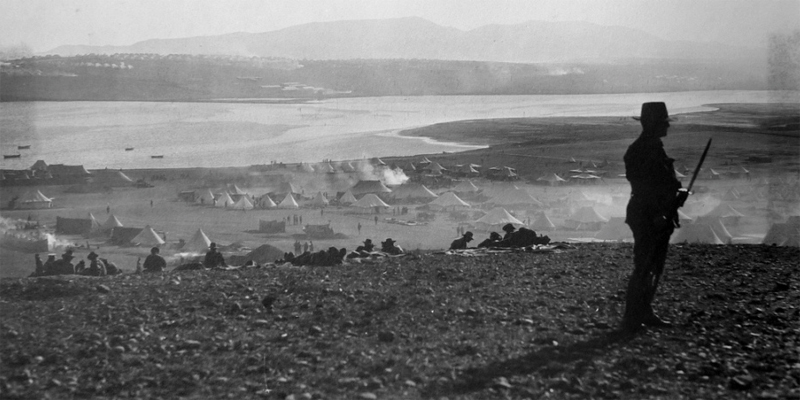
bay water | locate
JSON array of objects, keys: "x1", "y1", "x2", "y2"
[{"x1": 1, "y1": 90, "x2": 796, "y2": 170}]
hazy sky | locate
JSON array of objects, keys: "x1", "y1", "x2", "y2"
[{"x1": 1, "y1": 0, "x2": 798, "y2": 52}]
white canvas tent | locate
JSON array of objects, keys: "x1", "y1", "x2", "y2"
[
  {"x1": 531, "y1": 211, "x2": 556, "y2": 231},
  {"x1": 427, "y1": 162, "x2": 447, "y2": 175},
  {"x1": 278, "y1": 193, "x2": 300, "y2": 209},
  {"x1": 762, "y1": 216, "x2": 800, "y2": 247},
  {"x1": 227, "y1": 184, "x2": 248, "y2": 195},
  {"x1": 101, "y1": 214, "x2": 123, "y2": 231},
  {"x1": 694, "y1": 216, "x2": 733, "y2": 243},
  {"x1": 273, "y1": 182, "x2": 302, "y2": 195},
  {"x1": 722, "y1": 188, "x2": 740, "y2": 201},
  {"x1": 671, "y1": 223, "x2": 725, "y2": 245},
  {"x1": 16, "y1": 190, "x2": 53, "y2": 209},
  {"x1": 677, "y1": 210, "x2": 694, "y2": 224},
  {"x1": 183, "y1": 228, "x2": 212, "y2": 253},
  {"x1": 457, "y1": 164, "x2": 480, "y2": 176},
  {"x1": 453, "y1": 180, "x2": 481, "y2": 193},
  {"x1": 315, "y1": 163, "x2": 335, "y2": 174},
  {"x1": 537, "y1": 173, "x2": 567, "y2": 186},
  {"x1": 563, "y1": 206, "x2": 608, "y2": 230},
  {"x1": 258, "y1": 194, "x2": 277, "y2": 209},
  {"x1": 297, "y1": 163, "x2": 315, "y2": 173},
  {"x1": 352, "y1": 193, "x2": 390, "y2": 209},
  {"x1": 490, "y1": 187, "x2": 544, "y2": 207},
  {"x1": 350, "y1": 180, "x2": 392, "y2": 195},
  {"x1": 309, "y1": 191, "x2": 329, "y2": 207},
  {"x1": 390, "y1": 184, "x2": 438, "y2": 200},
  {"x1": 92, "y1": 169, "x2": 134, "y2": 187},
  {"x1": 87, "y1": 212, "x2": 102, "y2": 233},
  {"x1": 594, "y1": 217, "x2": 632, "y2": 241},
  {"x1": 131, "y1": 225, "x2": 166, "y2": 246},
  {"x1": 199, "y1": 189, "x2": 216, "y2": 205},
  {"x1": 429, "y1": 192, "x2": 470, "y2": 209},
  {"x1": 231, "y1": 195, "x2": 254, "y2": 210},
  {"x1": 704, "y1": 203, "x2": 745, "y2": 219},
  {"x1": 473, "y1": 207, "x2": 525, "y2": 231},
  {"x1": 338, "y1": 190, "x2": 358, "y2": 205},
  {"x1": 215, "y1": 192, "x2": 235, "y2": 208}
]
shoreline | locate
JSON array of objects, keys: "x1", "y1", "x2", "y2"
[
  {"x1": 41, "y1": 102, "x2": 800, "y2": 176},
  {"x1": 2, "y1": 92, "x2": 797, "y2": 171},
  {"x1": 0, "y1": 101, "x2": 797, "y2": 280}
]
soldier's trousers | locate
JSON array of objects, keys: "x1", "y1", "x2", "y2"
[{"x1": 623, "y1": 201, "x2": 674, "y2": 326}]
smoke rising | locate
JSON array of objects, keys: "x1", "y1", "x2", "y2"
[{"x1": 355, "y1": 161, "x2": 409, "y2": 186}]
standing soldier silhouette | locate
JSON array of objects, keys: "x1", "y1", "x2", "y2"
[{"x1": 623, "y1": 102, "x2": 688, "y2": 331}]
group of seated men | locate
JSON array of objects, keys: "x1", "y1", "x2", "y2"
[
  {"x1": 169, "y1": 242, "x2": 229, "y2": 272},
  {"x1": 282, "y1": 247, "x2": 348, "y2": 266},
  {"x1": 31, "y1": 249, "x2": 120, "y2": 277},
  {"x1": 279, "y1": 236, "x2": 407, "y2": 266},
  {"x1": 349, "y1": 237, "x2": 404, "y2": 257},
  {"x1": 449, "y1": 223, "x2": 550, "y2": 250}
]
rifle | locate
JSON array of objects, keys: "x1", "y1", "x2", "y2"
[
  {"x1": 686, "y1": 138, "x2": 713, "y2": 194},
  {"x1": 671, "y1": 138, "x2": 712, "y2": 228},
  {"x1": 647, "y1": 138, "x2": 713, "y2": 306}
]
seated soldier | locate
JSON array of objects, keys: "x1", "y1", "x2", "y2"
[
  {"x1": 449, "y1": 231, "x2": 474, "y2": 250},
  {"x1": 102, "y1": 258, "x2": 121, "y2": 275},
  {"x1": 502, "y1": 223, "x2": 516, "y2": 240},
  {"x1": 83, "y1": 252, "x2": 107, "y2": 276},
  {"x1": 30, "y1": 254, "x2": 45, "y2": 277},
  {"x1": 42, "y1": 254, "x2": 57, "y2": 275},
  {"x1": 477, "y1": 232, "x2": 503, "y2": 248},
  {"x1": 50, "y1": 249, "x2": 76, "y2": 275},
  {"x1": 75, "y1": 260, "x2": 86, "y2": 274},
  {"x1": 143, "y1": 246, "x2": 167, "y2": 272},
  {"x1": 355, "y1": 239, "x2": 375, "y2": 253},
  {"x1": 321, "y1": 247, "x2": 346, "y2": 266},
  {"x1": 497, "y1": 227, "x2": 547, "y2": 248},
  {"x1": 381, "y1": 238, "x2": 404, "y2": 255},
  {"x1": 292, "y1": 251, "x2": 312, "y2": 266},
  {"x1": 204, "y1": 242, "x2": 226, "y2": 268}
]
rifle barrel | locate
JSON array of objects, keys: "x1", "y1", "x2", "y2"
[{"x1": 687, "y1": 138, "x2": 712, "y2": 192}]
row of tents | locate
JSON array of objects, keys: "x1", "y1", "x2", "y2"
[
  {"x1": 189, "y1": 181, "x2": 552, "y2": 211},
  {"x1": 54, "y1": 212, "x2": 220, "y2": 251}
]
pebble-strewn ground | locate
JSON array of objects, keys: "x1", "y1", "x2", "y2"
[{"x1": 1, "y1": 243, "x2": 798, "y2": 399}]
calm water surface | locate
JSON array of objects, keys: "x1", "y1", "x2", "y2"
[{"x1": 1, "y1": 90, "x2": 796, "y2": 169}]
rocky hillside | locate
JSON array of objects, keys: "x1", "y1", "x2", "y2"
[{"x1": 1, "y1": 243, "x2": 797, "y2": 399}]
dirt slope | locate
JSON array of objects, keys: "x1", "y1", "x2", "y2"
[{"x1": 1, "y1": 243, "x2": 797, "y2": 399}]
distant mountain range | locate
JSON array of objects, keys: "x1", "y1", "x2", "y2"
[
  {"x1": 47, "y1": 17, "x2": 763, "y2": 64},
  {"x1": 3, "y1": 18, "x2": 777, "y2": 101}
]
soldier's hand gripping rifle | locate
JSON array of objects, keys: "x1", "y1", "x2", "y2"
[{"x1": 672, "y1": 138, "x2": 712, "y2": 227}]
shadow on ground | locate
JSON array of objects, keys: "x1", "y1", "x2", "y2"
[{"x1": 423, "y1": 329, "x2": 635, "y2": 398}]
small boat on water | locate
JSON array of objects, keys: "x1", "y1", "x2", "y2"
[
  {"x1": 151, "y1": 155, "x2": 164, "y2": 159},
  {"x1": 18, "y1": 145, "x2": 30, "y2": 150},
  {"x1": 4, "y1": 154, "x2": 21, "y2": 159},
  {"x1": 125, "y1": 147, "x2": 134, "y2": 151}
]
